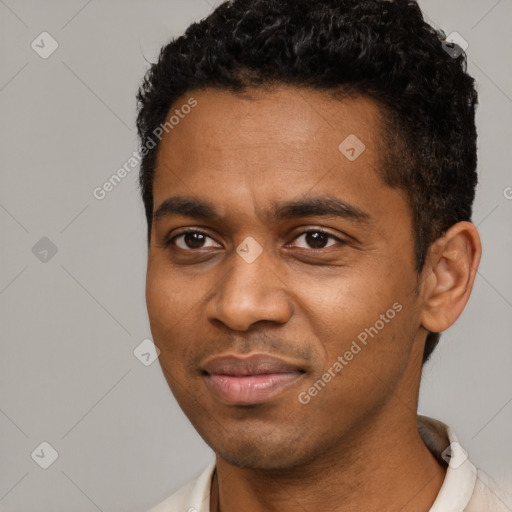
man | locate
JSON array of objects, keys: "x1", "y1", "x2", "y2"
[{"x1": 137, "y1": 0, "x2": 510, "y2": 510}]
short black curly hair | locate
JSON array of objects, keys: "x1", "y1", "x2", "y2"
[{"x1": 136, "y1": 0, "x2": 478, "y2": 364}]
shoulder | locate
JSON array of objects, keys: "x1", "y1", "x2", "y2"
[
  {"x1": 147, "y1": 462, "x2": 216, "y2": 512},
  {"x1": 466, "y1": 469, "x2": 512, "y2": 512},
  {"x1": 418, "y1": 416, "x2": 512, "y2": 512}
]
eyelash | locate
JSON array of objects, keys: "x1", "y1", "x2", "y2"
[{"x1": 163, "y1": 229, "x2": 345, "y2": 250}]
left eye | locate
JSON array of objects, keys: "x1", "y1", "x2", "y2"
[{"x1": 290, "y1": 230, "x2": 342, "y2": 249}]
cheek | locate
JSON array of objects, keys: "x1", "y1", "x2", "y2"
[
  {"x1": 145, "y1": 260, "x2": 215, "y2": 368},
  {"x1": 297, "y1": 317, "x2": 414, "y2": 425},
  {"x1": 146, "y1": 257, "x2": 199, "y2": 323},
  {"x1": 293, "y1": 265, "x2": 416, "y2": 378},
  {"x1": 145, "y1": 270, "x2": 171, "y2": 334},
  {"x1": 292, "y1": 263, "x2": 400, "y2": 333},
  {"x1": 145, "y1": 264, "x2": 191, "y2": 360}
]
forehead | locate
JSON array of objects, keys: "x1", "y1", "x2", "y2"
[
  {"x1": 155, "y1": 86, "x2": 383, "y2": 172},
  {"x1": 152, "y1": 86, "x2": 403, "y2": 226}
]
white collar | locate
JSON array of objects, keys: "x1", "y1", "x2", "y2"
[{"x1": 418, "y1": 415, "x2": 477, "y2": 511}]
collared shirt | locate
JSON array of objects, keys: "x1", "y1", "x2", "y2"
[{"x1": 148, "y1": 416, "x2": 511, "y2": 512}]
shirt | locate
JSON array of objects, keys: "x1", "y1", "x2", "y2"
[{"x1": 148, "y1": 415, "x2": 511, "y2": 512}]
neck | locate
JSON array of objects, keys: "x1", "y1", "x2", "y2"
[{"x1": 211, "y1": 411, "x2": 445, "y2": 512}]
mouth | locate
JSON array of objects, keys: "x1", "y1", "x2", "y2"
[{"x1": 201, "y1": 354, "x2": 306, "y2": 405}]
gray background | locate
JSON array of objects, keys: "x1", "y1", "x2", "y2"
[{"x1": 0, "y1": 0, "x2": 511, "y2": 511}]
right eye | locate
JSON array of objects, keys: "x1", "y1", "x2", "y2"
[{"x1": 164, "y1": 230, "x2": 222, "y2": 250}]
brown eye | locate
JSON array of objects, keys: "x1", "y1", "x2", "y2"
[
  {"x1": 167, "y1": 231, "x2": 221, "y2": 250},
  {"x1": 182, "y1": 232, "x2": 207, "y2": 249},
  {"x1": 291, "y1": 230, "x2": 342, "y2": 250}
]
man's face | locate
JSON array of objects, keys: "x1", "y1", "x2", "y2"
[{"x1": 146, "y1": 86, "x2": 426, "y2": 469}]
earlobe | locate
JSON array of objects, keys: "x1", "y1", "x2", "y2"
[{"x1": 420, "y1": 221, "x2": 482, "y2": 334}]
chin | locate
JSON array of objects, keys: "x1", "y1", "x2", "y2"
[
  {"x1": 208, "y1": 429, "x2": 317, "y2": 470},
  {"x1": 219, "y1": 445, "x2": 300, "y2": 470}
]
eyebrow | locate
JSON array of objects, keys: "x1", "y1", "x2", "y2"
[{"x1": 153, "y1": 195, "x2": 371, "y2": 224}]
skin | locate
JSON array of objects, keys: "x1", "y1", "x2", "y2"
[{"x1": 145, "y1": 86, "x2": 481, "y2": 511}]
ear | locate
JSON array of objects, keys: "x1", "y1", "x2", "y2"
[{"x1": 419, "y1": 221, "x2": 481, "y2": 333}]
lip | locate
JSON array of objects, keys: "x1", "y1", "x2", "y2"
[{"x1": 202, "y1": 354, "x2": 305, "y2": 405}]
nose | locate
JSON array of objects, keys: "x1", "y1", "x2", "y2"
[{"x1": 206, "y1": 245, "x2": 293, "y2": 332}]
